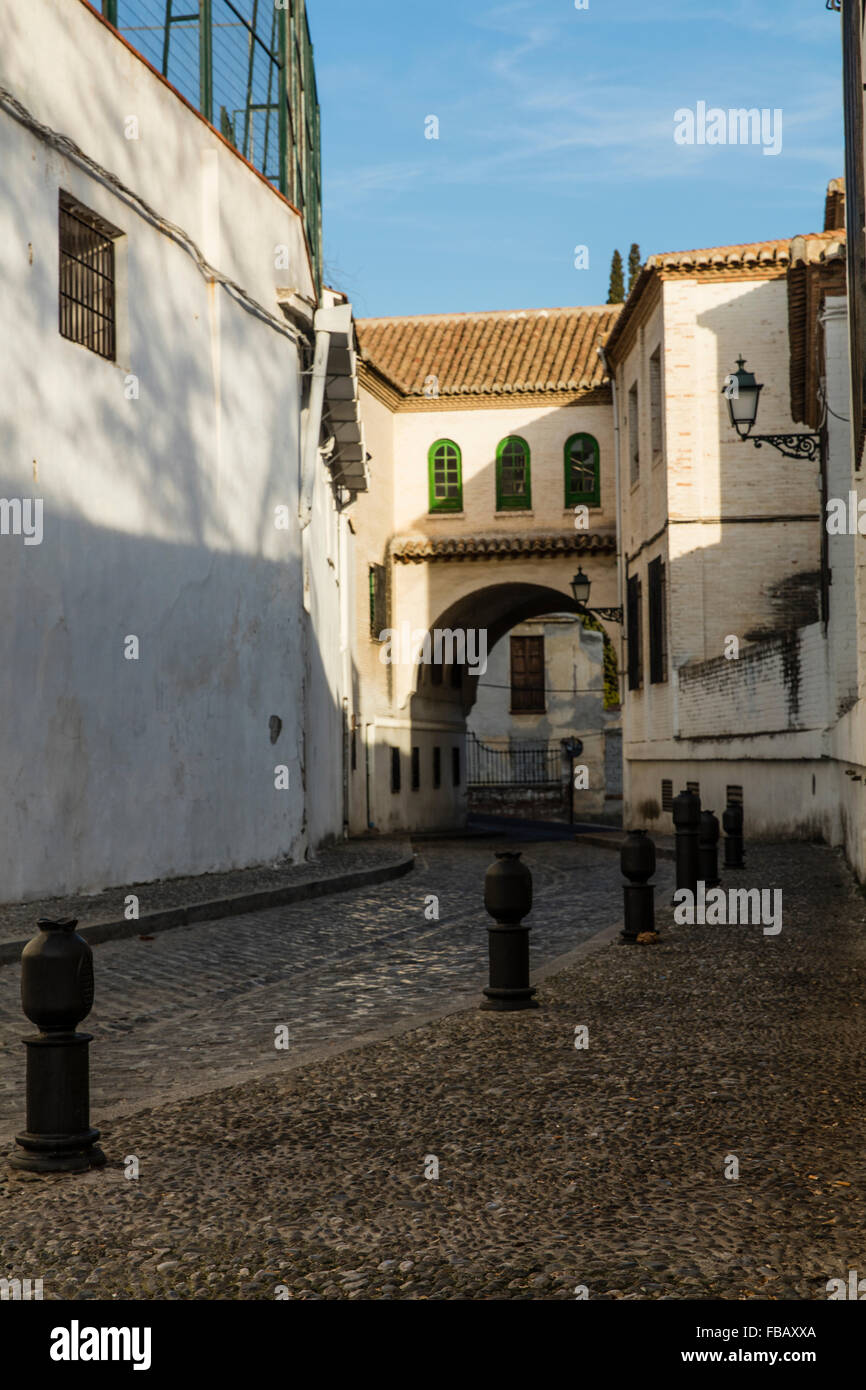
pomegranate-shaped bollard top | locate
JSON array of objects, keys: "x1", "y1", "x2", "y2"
[
  {"x1": 20, "y1": 919, "x2": 95, "y2": 1033},
  {"x1": 484, "y1": 851, "x2": 532, "y2": 925},
  {"x1": 699, "y1": 809, "x2": 720, "y2": 845},
  {"x1": 672, "y1": 788, "x2": 701, "y2": 829},
  {"x1": 722, "y1": 802, "x2": 743, "y2": 837},
  {"x1": 621, "y1": 828, "x2": 656, "y2": 884}
]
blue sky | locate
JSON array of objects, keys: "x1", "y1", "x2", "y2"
[{"x1": 311, "y1": 0, "x2": 845, "y2": 318}]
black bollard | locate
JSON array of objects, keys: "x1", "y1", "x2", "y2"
[
  {"x1": 672, "y1": 788, "x2": 701, "y2": 899},
  {"x1": 699, "y1": 810, "x2": 721, "y2": 889},
  {"x1": 620, "y1": 829, "x2": 657, "y2": 943},
  {"x1": 722, "y1": 799, "x2": 745, "y2": 868},
  {"x1": 480, "y1": 851, "x2": 538, "y2": 1011},
  {"x1": 9, "y1": 919, "x2": 105, "y2": 1174}
]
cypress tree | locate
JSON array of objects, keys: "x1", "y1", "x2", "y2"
[
  {"x1": 628, "y1": 243, "x2": 642, "y2": 292},
  {"x1": 607, "y1": 250, "x2": 625, "y2": 305}
]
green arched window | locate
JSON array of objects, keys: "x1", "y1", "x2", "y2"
[
  {"x1": 565, "y1": 433, "x2": 600, "y2": 507},
  {"x1": 428, "y1": 439, "x2": 463, "y2": 512},
  {"x1": 496, "y1": 436, "x2": 531, "y2": 510}
]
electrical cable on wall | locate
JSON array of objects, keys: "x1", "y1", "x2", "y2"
[{"x1": 0, "y1": 85, "x2": 302, "y2": 347}]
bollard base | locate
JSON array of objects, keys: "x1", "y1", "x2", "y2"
[
  {"x1": 8, "y1": 1030, "x2": 105, "y2": 1175},
  {"x1": 480, "y1": 986, "x2": 538, "y2": 1012},
  {"x1": 9, "y1": 1130, "x2": 106, "y2": 1174}
]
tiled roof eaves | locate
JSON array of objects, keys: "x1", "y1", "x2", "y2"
[
  {"x1": 356, "y1": 306, "x2": 619, "y2": 397},
  {"x1": 392, "y1": 531, "x2": 617, "y2": 563}
]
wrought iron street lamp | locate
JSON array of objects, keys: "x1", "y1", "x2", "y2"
[
  {"x1": 722, "y1": 355, "x2": 821, "y2": 461},
  {"x1": 722, "y1": 355, "x2": 827, "y2": 624},
  {"x1": 569, "y1": 567, "x2": 623, "y2": 623}
]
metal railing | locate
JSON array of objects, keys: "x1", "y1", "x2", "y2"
[
  {"x1": 104, "y1": 1, "x2": 322, "y2": 289},
  {"x1": 467, "y1": 734, "x2": 564, "y2": 787}
]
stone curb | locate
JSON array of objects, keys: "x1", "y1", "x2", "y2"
[
  {"x1": 0, "y1": 853, "x2": 416, "y2": 969},
  {"x1": 574, "y1": 832, "x2": 676, "y2": 861}
]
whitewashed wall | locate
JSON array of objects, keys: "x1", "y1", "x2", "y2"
[{"x1": 0, "y1": 0, "x2": 347, "y2": 899}]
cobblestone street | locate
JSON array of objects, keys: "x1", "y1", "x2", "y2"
[
  {"x1": 2, "y1": 836, "x2": 865, "y2": 1302},
  {"x1": 0, "y1": 838, "x2": 653, "y2": 1140}
]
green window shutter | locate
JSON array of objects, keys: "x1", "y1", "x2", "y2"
[
  {"x1": 564, "y1": 433, "x2": 600, "y2": 507},
  {"x1": 428, "y1": 440, "x2": 462, "y2": 512},
  {"x1": 496, "y1": 437, "x2": 531, "y2": 510}
]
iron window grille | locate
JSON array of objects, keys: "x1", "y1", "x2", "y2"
[
  {"x1": 726, "y1": 784, "x2": 744, "y2": 806},
  {"x1": 59, "y1": 192, "x2": 121, "y2": 361},
  {"x1": 390, "y1": 748, "x2": 401, "y2": 794},
  {"x1": 626, "y1": 575, "x2": 643, "y2": 690},
  {"x1": 564, "y1": 433, "x2": 600, "y2": 507},
  {"x1": 428, "y1": 440, "x2": 462, "y2": 512},
  {"x1": 661, "y1": 778, "x2": 673, "y2": 811},
  {"x1": 648, "y1": 556, "x2": 667, "y2": 684},
  {"x1": 452, "y1": 746, "x2": 461, "y2": 787},
  {"x1": 368, "y1": 563, "x2": 386, "y2": 639},
  {"x1": 411, "y1": 747, "x2": 420, "y2": 791},
  {"x1": 433, "y1": 746, "x2": 442, "y2": 789},
  {"x1": 496, "y1": 437, "x2": 531, "y2": 510}
]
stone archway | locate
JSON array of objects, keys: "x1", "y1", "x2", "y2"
[{"x1": 404, "y1": 574, "x2": 620, "y2": 828}]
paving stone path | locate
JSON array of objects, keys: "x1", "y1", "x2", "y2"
[
  {"x1": 0, "y1": 838, "x2": 413, "y2": 946},
  {"x1": 1, "y1": 838, "x2": 864, "y2": 1302},
  {"x1": 0, "y1": 838, "x2": 649, "y2": 1140}
]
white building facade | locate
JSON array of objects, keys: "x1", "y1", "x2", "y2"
[{"x1": 0, "y1": 0, "x2": 363, "y2": 900}]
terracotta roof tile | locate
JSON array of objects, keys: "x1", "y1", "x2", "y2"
[
  {"x1": 356, "y1": 306, "x2": 620, "y2": 398},
  {"x1": 391, "y1": 531, "x2": 616, "y2": 563},
  {"x1": 647, "y1": 236, "x2": 795, "y2": 272}
]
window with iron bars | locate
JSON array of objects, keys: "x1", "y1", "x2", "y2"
[
  {"x1": 59, "y1": 192, "x2": 122, "y2": 361},
  {"x1": 368, "y1": 564, "x2": 386, "y2": 639}
]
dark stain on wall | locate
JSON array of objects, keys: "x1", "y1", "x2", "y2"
[{"x1": 744, "y1": 570, "x2": 821, "y2": 643}]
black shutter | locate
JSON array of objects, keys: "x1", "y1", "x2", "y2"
[
  {"x1": 648, "y1": 557, "x2": 667, "y2": 684},
  {"x1": 627, "y1": 575, "x2": 643, "y2": 690}
]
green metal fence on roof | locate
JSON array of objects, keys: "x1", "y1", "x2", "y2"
[{"x1": 102, "y1": 0, "x2": 322, "y2": 290}]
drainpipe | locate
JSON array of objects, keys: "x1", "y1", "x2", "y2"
[
  {"x1": 597, "y1": 344, "x2": 624, "y2": 689},
  {"x1": 299, "y1": 322, "x2": 331, "y2": 530},
  {"x1": 598, "y1": 341, "x2": 628, "y2": 817}
]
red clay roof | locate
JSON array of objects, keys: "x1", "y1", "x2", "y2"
[
  {"x1": 392, "y1": 531, "x2": 616, "y2": 563},
  {"x1": 356, "y1": 306, "x2": 620, "y2": 398},
  {"x1": 646, "y1": 231, "x2": 844, "y2": 273}
]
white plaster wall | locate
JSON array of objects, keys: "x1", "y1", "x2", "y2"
[
  {"x1": 627, "y1": 755, "x2": 835, "y2": 843},
  {"x1": 0, "y1": 6, "x2": 344, "y2": 899}
]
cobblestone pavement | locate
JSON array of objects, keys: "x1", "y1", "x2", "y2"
[
  {"x1": 0, "y1": 838, "x2": 412, "y2": 946},
  {"x1": 2, "y1": 839, "x2": 864, "y2": 1302},
  {"x1": 0, "y1": 839, "x2": 656, "y2": 1140}
]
